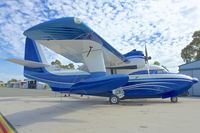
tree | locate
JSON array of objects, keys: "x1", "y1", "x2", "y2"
[
  {"x1": 181, "y1": 30, "x2": 200, "y2": 63},
  {"x1": 51, "y1": 60, "x2": 75, "y2": 69},
  {"x1": 153, "y1": 61, "x2": 160, "y2": 66},
  {"x1": 7, "y1": 79, "x2": 17, "y2": 84}
]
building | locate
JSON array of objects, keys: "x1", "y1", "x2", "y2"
[
  {"x1": 7, "y1": 79, "x2": 47, "y2": 89},
  {"x1": 179, "y1": 60, "x2": 200, "y2": 96},
  {"x1": 0, "y1": 81, "x2": 5, "y2": 87}
]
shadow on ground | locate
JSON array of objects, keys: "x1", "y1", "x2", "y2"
[{"x1": 4, "y1": 96, "x2": 177, "y2": 129}]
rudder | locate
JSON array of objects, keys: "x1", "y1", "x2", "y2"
[{"x1": 24, "y1": 37, "x2": 47, "y2": 73}]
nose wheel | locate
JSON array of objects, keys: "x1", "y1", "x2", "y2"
[
  {"x1": 170, "y1": 97, "x2": 178, "y2": 103},
  {"x1": 109, "y1": 95, "x2": 120, "y2": 104}
]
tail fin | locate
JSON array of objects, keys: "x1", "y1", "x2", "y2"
[
  {"x1": 24, "y1": 38, "x2": 47, "y2": 73},
  {"x1": 24, "y1": 38, "x2": 47, "y2": 63}
]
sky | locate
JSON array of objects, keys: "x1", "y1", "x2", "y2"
[{"x1": 1, "y1": 0, "x2": 200, "y2": 82}]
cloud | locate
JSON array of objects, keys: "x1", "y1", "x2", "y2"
[{"x1": 0, "y1": 0, "x2": 200, "y2": 75}]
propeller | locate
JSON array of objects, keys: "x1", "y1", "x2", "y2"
[
  {"x1": 144, "y1": 45, "x2": 151, "y2": 63},
  {"x1": 144, "y1": 45, "x2": 151, "y2": 76}
]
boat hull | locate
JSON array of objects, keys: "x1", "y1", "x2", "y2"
[{"x1": 122, "y1": 76, "x2": 195, "y2": 99}]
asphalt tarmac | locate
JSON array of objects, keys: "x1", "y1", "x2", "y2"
[{"x1": 0, "y1": 87, "x2": 200, "y2": 133}]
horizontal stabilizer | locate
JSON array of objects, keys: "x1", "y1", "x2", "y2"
[{"x1": 6, "y1": 58, "x2": 50, "y2": 68}]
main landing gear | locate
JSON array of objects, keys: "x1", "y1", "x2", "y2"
[
  {"x1": 109, "y1": 88, "x2": 124, "y2": 104},
  {"x1": 109, "y1": 95, "x2": 120, "y2": 104},
  {"x1": 170, "y1": 97, "x2": 178, "y2": 103}
]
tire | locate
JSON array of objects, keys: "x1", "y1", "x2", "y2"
[
  {"x1": 109, "y1": 95, "x2": 120, "y2": 104},
  {"x1": 170, "y1": 97, "x2": 178, "y2": 103}
]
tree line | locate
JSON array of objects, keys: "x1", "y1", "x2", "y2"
[{"x1": 181, "y1": 30, "x2": 200, "y2": 63}]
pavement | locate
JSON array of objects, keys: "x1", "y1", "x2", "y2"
[{"x1": 0, "y1": 87, "x2": 200, "y2": 133}]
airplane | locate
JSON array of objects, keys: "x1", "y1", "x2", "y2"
[{"x1": 6, "y1": 17, "x2": 198, "y2": 104}]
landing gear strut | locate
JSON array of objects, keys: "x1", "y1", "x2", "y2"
[
  {"x1": 109, "y1": 88, "x2": 124, "y2": 104},
  {"x1": 170, "y1": 97, "x2": 178, "y2": 103},
  {"x1": 109, "y1": 95, "x2": 120, "y2": 104}
]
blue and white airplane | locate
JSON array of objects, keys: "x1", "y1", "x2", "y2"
[{"x1": 7, "y1": 17, "x2": 198, "y2": 104}]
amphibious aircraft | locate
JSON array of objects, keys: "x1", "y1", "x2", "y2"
[{"x1": 7, "y1": 17, "x2": 198, "y2": 104}]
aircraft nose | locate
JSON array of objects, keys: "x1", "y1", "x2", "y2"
[{"x1": 192, "y1": 78, "x2": 199, "y2": 84}]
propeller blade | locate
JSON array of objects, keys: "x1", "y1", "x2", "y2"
[
  {"x1": 144, "y1": 45, "x2": 151, "y2": 63},
  {"x1": 144, "y1": 45, "x2": 148, "y2": 63},
  {"x1": 145, "y1": 45, "x2": 148, "y2": 58},
  {"x1": 144, "y1": 45, "x2": 150, "y2": 76}
]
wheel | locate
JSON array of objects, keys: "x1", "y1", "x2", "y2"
[
  {"x1": 170, "y1": 97, "x2": 178, "y2": 103},
  {"x1": 109, "y1": 95, "x2": 120, "y2": 104}
]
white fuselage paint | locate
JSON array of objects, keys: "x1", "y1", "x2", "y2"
[
  {"x1": 47, "y1": 69, "x2": 90, "y2": 76},
  {"x1": 109, "y1": 65, "x2": 193, "y2": 81},
  {"x1": 129, "y1": 74, "x2": 193, "y2": 81}
]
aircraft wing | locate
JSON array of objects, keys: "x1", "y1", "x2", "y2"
[
  {"x1": 23, "y1": 17, "x2": 128, "y2": 67},
  {"x1": 6, "y1": 58, "x2": 50, "y2": 68}
]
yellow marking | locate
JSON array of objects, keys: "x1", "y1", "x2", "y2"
[
  {"x1": 0, "y1": 128, "x2": 4, "y2": 133},
  {"x1": 0, "y1": 113, "x2": 16, "y2": 133}
]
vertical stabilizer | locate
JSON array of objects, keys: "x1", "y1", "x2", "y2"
[
  {"x1": 24, "y1": 38, "x2": 47, "y2": 73},
  {"x1": 24, "y1": 38, "x2": 47, "y2": 63}
]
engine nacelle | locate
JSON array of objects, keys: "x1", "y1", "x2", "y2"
[{"x1": 123, "y1": 49, "x2": 145, "y2": 69}]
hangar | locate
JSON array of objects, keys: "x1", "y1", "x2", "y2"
[{"x1": 179, "y1": 60, "x2": 200, "y2": 96}]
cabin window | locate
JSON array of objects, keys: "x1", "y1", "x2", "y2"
[
  {"x1": 129, "y1": 70, "x2": 148, "y2": 75},
  {"x1": 129, "y1": 69, "x2": 168, "y2": 75}
]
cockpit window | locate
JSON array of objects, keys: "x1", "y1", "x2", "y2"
[
  {"x1": 129, "y1": 69, "x2": 169, "y2": 75},
  {"x1": 156, "y1": 69, "x2": 168, "y2": 74}
]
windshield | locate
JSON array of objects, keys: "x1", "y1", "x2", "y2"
[
  {"x1": 129, "y1": 69, "x2": 169, "y2": 75},
  {"x1": 156, "y1": 69, "x2": 169, "y2": 74}
]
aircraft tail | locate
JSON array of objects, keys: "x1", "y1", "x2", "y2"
[{"x1": 24, "y1": 37, "x2": 48, "y2": 73}]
